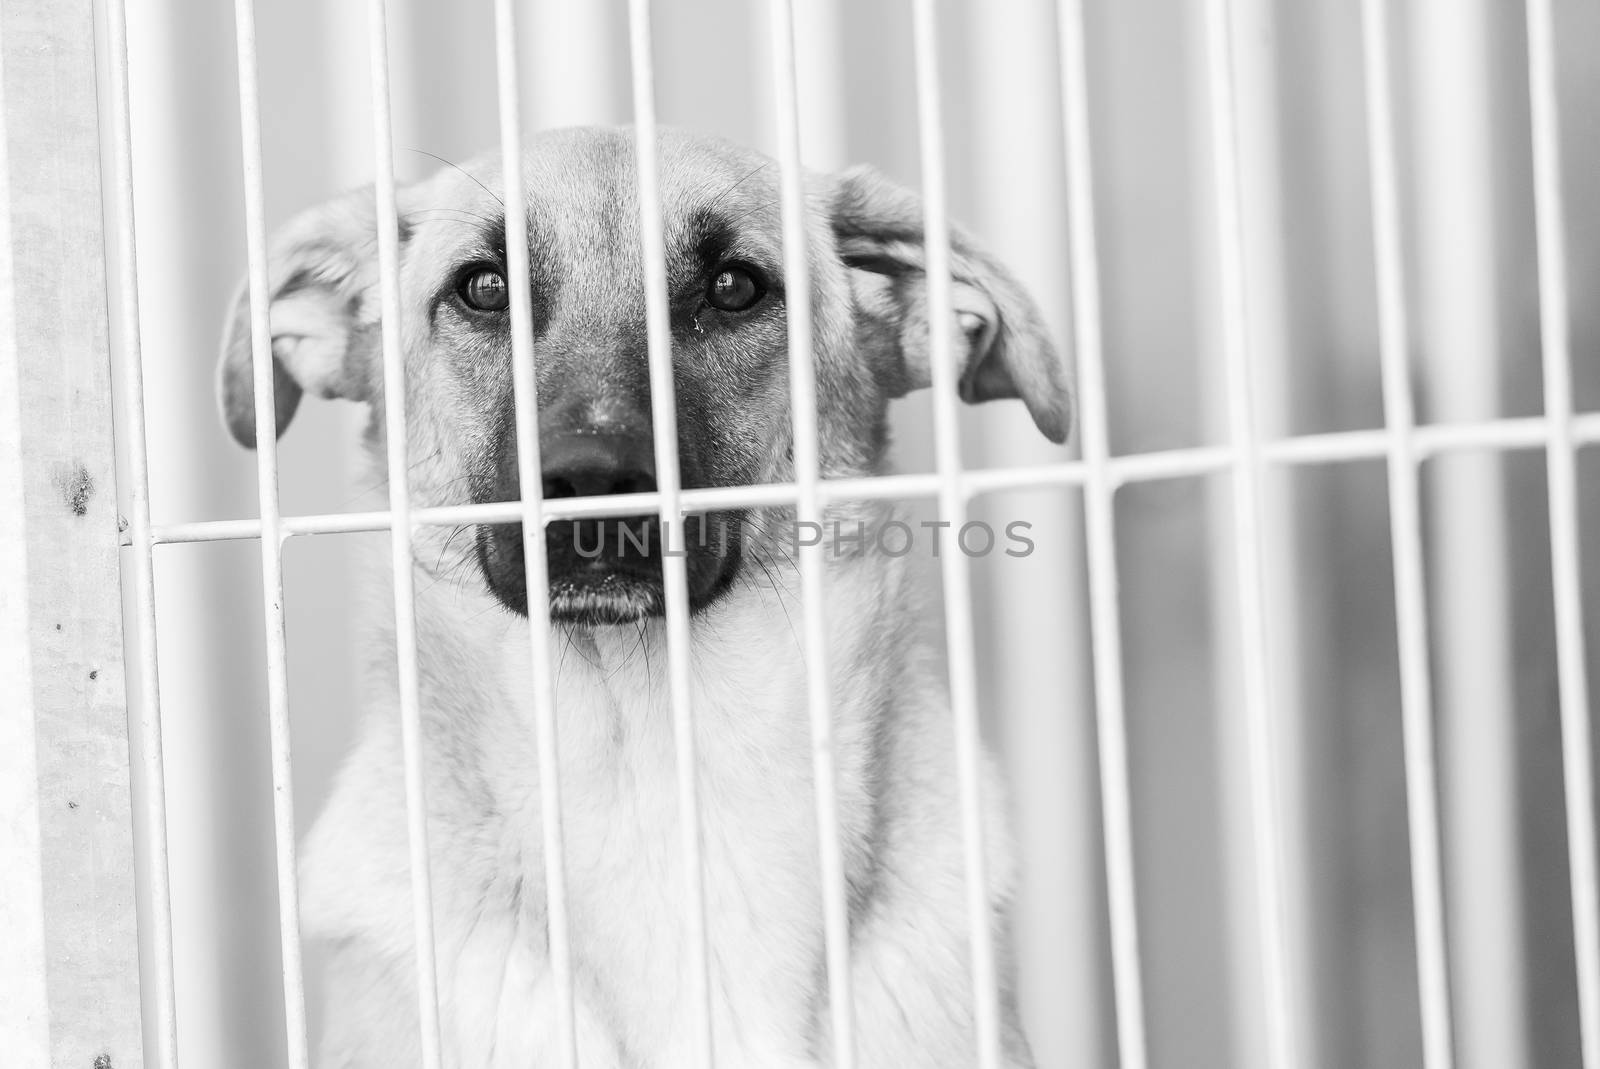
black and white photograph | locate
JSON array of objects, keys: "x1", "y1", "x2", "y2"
[{"x1": 2, "y1": 1, "x2": 1599, "y2": 1067}]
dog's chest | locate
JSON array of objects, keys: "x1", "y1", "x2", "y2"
[{"x1": 442, "y1": 629, "x2": 831, "y2": 1065}]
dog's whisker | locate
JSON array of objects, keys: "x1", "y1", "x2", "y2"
[
  {"x1": 721, "y1": 196, "x2": 779, "y2": 230},
  {"x1": 412, "y1": 525, "x2": 476, "y2": 583},
  {"x1": 402, "y1": 147, "x2": 506, "y2": 207},
  {"x1": 380, "y1": 469, "x2": 478, "y2": 498},
  {"x1": 411, "y1": 206, "x2": 501, "y2": 222},
  {"x1": 409, "y1": 208, "x2": 508, "y2": 231},
  {"x1": 745, "y1": 552, "x2": 803, "y2": 660},
  {"x1": 702, "y1": 160, "x2": 774, "y2": 217},
  {"x1": 555, "y1": 625, "x2": 574, "y2": 688},
  {"x1": 340, "y1": 446, "x2": 446, "y2": 508},
  {"x1": 565, "y1": 626, "x2": 602, "y2": 673},
  {"x1": 765, "y1": 541, "x2": 802, "y2": 576},
  {"x1": 632, "y1": 620, "x2": 650, "y2": 680},
  {"x1": 639, "y1": 619, "x2": 656, "y2": 682},
  {"x1": 436, "y1": 523, "x2": 471, "y2": 566}
]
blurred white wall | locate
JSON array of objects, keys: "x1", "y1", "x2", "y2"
[{"x1": 103, "y1": 2, "x2": 1600, "y2": 1068}]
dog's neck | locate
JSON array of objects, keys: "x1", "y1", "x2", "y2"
[{"x1": 374, "y1": 497, "x2": 928, "y2": 732}]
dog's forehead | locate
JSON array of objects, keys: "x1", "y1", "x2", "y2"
[
  {"x1": 526, "y1": 127, "x2": 781, "y2": 236},
  {"x1": 408, "y1": 128, "x2": 784, "y2": 274}
]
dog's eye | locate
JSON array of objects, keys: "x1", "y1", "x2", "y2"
[
  {"x1": 707, "y1": 263, "x2": 765, "y2": 312},
  {"x1": 457, "y1": 267, "x2": 509, "y2": 312}
]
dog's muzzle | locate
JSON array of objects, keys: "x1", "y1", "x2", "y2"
[{"x1": 474, "y1": 423, "x2": 742, "y2": 624}]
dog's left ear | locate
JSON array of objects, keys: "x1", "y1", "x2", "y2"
[{"x1": 829, "y1": 165, "x2": 1071, "y2": 444}]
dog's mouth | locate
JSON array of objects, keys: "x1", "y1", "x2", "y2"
[{"x1": 475, "y1": 511, "x2": 743, "y2": 625}]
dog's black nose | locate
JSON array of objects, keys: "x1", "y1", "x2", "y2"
[
  {"x1": 475, "y1": 414, "x2": 738, "y2": 625},
  {"x1": 540, "y1": 434, "x2": 657, "y2": 500}
]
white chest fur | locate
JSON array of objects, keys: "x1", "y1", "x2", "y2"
[{"x1": 302, "y1": 567, "x2": 889, "y2": 1068}]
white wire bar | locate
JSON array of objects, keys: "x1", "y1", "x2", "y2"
[
  {"x1": 229, "y1": 1, "x2": 311, "y2": 1064},
  {"x1": 1407, "y1": 8, "x2": 1525, "y2": 1061},
  {"x1": 103, "y1": 0, "x2": 180, "y2": 1064},
  {"x1": 1053, "y1": 1, "x2": 1151, "y2": 1066},
  {"x1": 492, "y1": 1, "x2": 580, "y2": 1063},
  {"x1": 1200, "y1": 0, "x2": 1300, "y2": 1064},
  {"x1": 909, "y1": 3, "x2": 1004, "y2": 1065},
  {"x1": 364, "y1": 4, "x2": 446, "y2": 1066},
  {"x1": 1358, "y1": 1, "x2": 1456, "y2": 1066},
  {"x1": 625, "y1": 2, "x2": 717, "y2": 1063},
  {"x1": 1523, "y1": 1, "x2": 1600, "y2": 1063},
  {"x1": 767, "y1": 2, "x2": 856, "y2": 1065},
  {"x1": 135, "y1": 415, "x2": 1600, "y2": 550}
]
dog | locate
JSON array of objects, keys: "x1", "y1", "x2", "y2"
[{"x1": 218, "y1": 126, "x2": 1070, "y2": 1068}]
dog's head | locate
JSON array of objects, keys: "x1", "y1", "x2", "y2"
[{"x1": 218, "y1": 127, "x2": 1069, "y2": 626}]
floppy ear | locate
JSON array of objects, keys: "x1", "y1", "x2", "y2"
[
  {"x1": 217, "y1": 187, "x2": 391, "y2": 447},
  {"x1": 830, "y1": 165, "x2": 1071, "y2": 444}
]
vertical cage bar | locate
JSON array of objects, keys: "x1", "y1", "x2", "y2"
[
  {"x1": 229, "y1": 2, "x2": 312, "y2": 1064},
  {"x1": 1524, "y1": 1, "x2": 1600, "y2": 1063},
  {"x1": 625, "y1": 2, "x2": 717, "y2": 1063},
  {"x1": 768, "y1": 2, "x2": 856, "y2": 1066},
  {"x1": 364, "y1": 3, "x2": 446, "y2": 1065},
  {"x1": 492, "y1": 1, "x2": 581, "y2": 1064},
  {"x1": 1199, "y1": 0, "x2": 1300, "y2": 1065},
  {"x1": 1053, "y1": 2, "x2": 1151, "y2": 1067},
  {"x1": 1358, "y1": 1, "x2": 1457, "y2": 1066},
  {"x1": 908, "y1": 3, "x2": 1004, "y2": 1066},
  {"x1": 1205, "y1": 13, "x2": 1320, "y2": 1067},
  {"x1": 1406, "y1": 2, "x2": 1526, "y2": 1062},
  {"x1": 103, "y1": 0, "x2": 181, "y2": 1063}
]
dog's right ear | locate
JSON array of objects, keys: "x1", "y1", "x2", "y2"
[{"x1": 217, "y1": 187, "x2": 392, "y2": 447}]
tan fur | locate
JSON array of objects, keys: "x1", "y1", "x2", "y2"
[{"x1": 219, "y1": 127, "x2": 1066, "y2": 1068}]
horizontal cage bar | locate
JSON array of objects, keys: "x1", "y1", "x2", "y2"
[{"x1": 132, "y1": 415, "x2": 1600, "y2": 548}]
